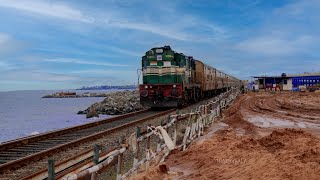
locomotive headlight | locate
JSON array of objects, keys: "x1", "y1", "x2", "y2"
[
  {"x1": 150, "y1": 86, "x2": 152, "y2": 88},
  {"x1": 145, "y1": 85, "x2": 148, "y2": 89},
  {"x1": 173, "y1": 84, "x2": 176, "y2": 88}
]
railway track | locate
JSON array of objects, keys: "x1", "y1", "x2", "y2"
[
  {"x1": 22, "y1": 90, "x2": 236, "y2": 179},
  {"x1": 0, "y1": 108, "x2": 175, "y2": 173}
]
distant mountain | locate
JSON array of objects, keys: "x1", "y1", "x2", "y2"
[{"x1": 76, "y1": 85, "x2": 137, "y2": 90}]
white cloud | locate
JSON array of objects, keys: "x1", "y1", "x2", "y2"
[
  {"x1": 43, "y1": 58, "x2": 128, "y2": 67},
  {"x1": 0, "y1": 33, "x2": 10, "y2": 44},
  {"x1": 107, "y1": 46, "x2": 141, "y2": 57},
  {"x1": 235, "y1": 0, "x2": 319, "y2": 57},
  {"x1": 236, "y1": 36, "x2": 297, "y2": 55},
  {"x1": 0, "y1": 32, "x2": 25, "y2": 55},
  {"x1": 0, "y1": 61, "x2": 10, "y2": 69},
  {"x1": 4, "y1": 1, "x2": 230, "y2": 44},
  {"x1": 0, "y1": 0, "x2": 93, "y2": 23},
  {"x1": 70, "y1": 69, "x2": 135, "y2": 75},
  {"x1": 0, "y1": 0, "x2": 227, "y2": 42},
  {"x1": 107, "y1": 20, "x2": 189, "y2": 41},
  {"x1": 236, "y1": 35, "x2": 316, "y2": 57},
  {"x1": 0, "y1": 70, "x2": 78, "y2": 81},
  {"x1": 31, "y1": 72, "x2": 77, "y2": 81}
]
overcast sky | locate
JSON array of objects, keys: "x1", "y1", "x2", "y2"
[{"x1": 0, "y1": 0, "x2": 319, "y2": 91}]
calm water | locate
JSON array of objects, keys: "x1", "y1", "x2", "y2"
[{"x1": 0, "y1": 89, "x2": 121, "y2": 143}]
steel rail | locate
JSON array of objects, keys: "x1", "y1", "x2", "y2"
[
  {"x1": 16, "y1": 91, "x2": 231, "y2": 178},
  {"x1": 22, "y1": 112, "x2": 192, "y2": 179},
  {"x1": 0, "y1": 109, "x2": 149, "y2": 151},
  {"x1": 0, "y1": 109, "x2": 175, "y2": 173},
  {"x1": 21, "y1": 147, "x2": 118, "y2": 180}
]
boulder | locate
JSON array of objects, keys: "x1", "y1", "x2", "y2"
[
  {"x1": 86, "y1": 108, "x2": 99, "y2": 118},
  {"x1": 81, "y1": 90, "x2": 143, "y2": 116}
]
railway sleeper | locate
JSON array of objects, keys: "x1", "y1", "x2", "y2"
[
  {"x1": 60, "y1": 132, "x2": 92, "y2": 136},
  {"x1": 46, "y1": 139, "x2": 74, "y2": 143},
  {"x1": 61, "y1": 133, "x2": 93, "y2": 138},
  {"x1": 0, "y1": 160, "x2": 9, "y2": 164},
  {"x1": 65, "y1": 131, "x2": 96, "y2": 138},
  {"x1": 75, "y1": 128, "x2": 102, "y2": 133},
  {"x1": 75, "y1": 129, "x2": 102, "y2": 133},
  {"x1": 7, "y1": 148, "x2": 46, "y2": 153},
  {"x1": 39, "y1": 138, "x2": 68, "y2": 141},
  {"x1": 0, "y1": 157, "x2": 22, "y2": 162},
  {"x1": 14, "y1": 144, "x2": 51, "y2": 149},
  {"x1": 0, "y1": 152, "x2": 28, "y2": 157},
  {"x1": 32, "y1": 140, "x2": 65, "y2": 144},
  {"x1": 0, "y1": 151, "x2": 34, "y2": 157},
  {"x1": 23, "y1": 143, "x2": 59, "y2": 149},
  {"x1": 18, "y1": 144, "x2": 57, "y2": 149},
  {"x1": 54, "y1": 136, "x2": 84, "y2": 140}
]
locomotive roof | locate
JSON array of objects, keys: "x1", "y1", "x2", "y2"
[
  {"x1": 149, "y1": 46, "x2": 188, "y2": 56},
  {"x1": 197, "y1": 60, "x2": 238, "y2": 80},
  {"x1": 147, "y1": 46, "x2": 239, "y2": 81},
  {"x1": 150, "y1": 46, "x2": 172, "y2": 50}
]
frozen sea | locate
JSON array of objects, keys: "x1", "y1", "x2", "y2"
[{"x1": 0, "y1": 89, "x2": 123, "y2": 143}]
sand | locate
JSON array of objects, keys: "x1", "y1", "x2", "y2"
[{"x1": 132, "y1": 92, "x2": 320, "y2": 180}]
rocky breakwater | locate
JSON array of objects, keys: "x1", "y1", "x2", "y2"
[{"x1": 78, "y1": 90, "x2": 144, "y2": 117}]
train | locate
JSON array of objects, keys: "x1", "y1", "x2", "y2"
[{"x1": 139, "y1": 45, "x2": 242, "y2": 108}]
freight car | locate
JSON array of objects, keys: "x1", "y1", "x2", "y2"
[{"x1": 139, "y1": 46, "x2": 241, "y2": 107}]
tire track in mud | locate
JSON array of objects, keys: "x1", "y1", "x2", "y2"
[{"x1": 236, "y1": 92, "x2": 320, "y2": 137}]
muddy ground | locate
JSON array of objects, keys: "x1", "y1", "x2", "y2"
[{"x1": 134, "y1": 92, "x2": 320, "y2": 180}]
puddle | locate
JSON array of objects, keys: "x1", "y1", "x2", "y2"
[
  {"x1": 247, "y1": 116, "x2": 320, "y2": 130},
  {"x1": 297, "y1": 122, "x2": 306, "y2": 128},
  {"x1": 247, "y1": 116, "x2": 295, "y2": 128},
  {"x1": 196, "y1": 122, "x2": 229, "y2": 145}
]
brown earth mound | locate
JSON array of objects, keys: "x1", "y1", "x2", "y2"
[
  {"x1": 132, "y1": 92, "x2": 320, "y2": 180},
  {"x1": 165, "y1": 128, "x2": 320, "y2": 180}
]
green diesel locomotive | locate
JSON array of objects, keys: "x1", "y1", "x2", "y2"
[{"x1": 139, "y1": 46, "x2": 241, "y2": 107}]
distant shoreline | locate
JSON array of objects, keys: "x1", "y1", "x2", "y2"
[
  {"x1": 76, "y1": 85, "x2": 137, "y2": 91},
  {"x1": 42, "y1": 88, "x2": 137, "y2": 98}
]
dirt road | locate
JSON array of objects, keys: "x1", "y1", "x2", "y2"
[
  {"x1": 222, "y1": 92, "x2": 320, "y2": 138},
  {"x1": 134, "y1": 92, "x2": 320, "y2": 180}
]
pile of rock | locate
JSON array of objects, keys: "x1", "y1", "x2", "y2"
[{"x1": 78, "y1": 90, "x2": 143, "y2": 117}]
